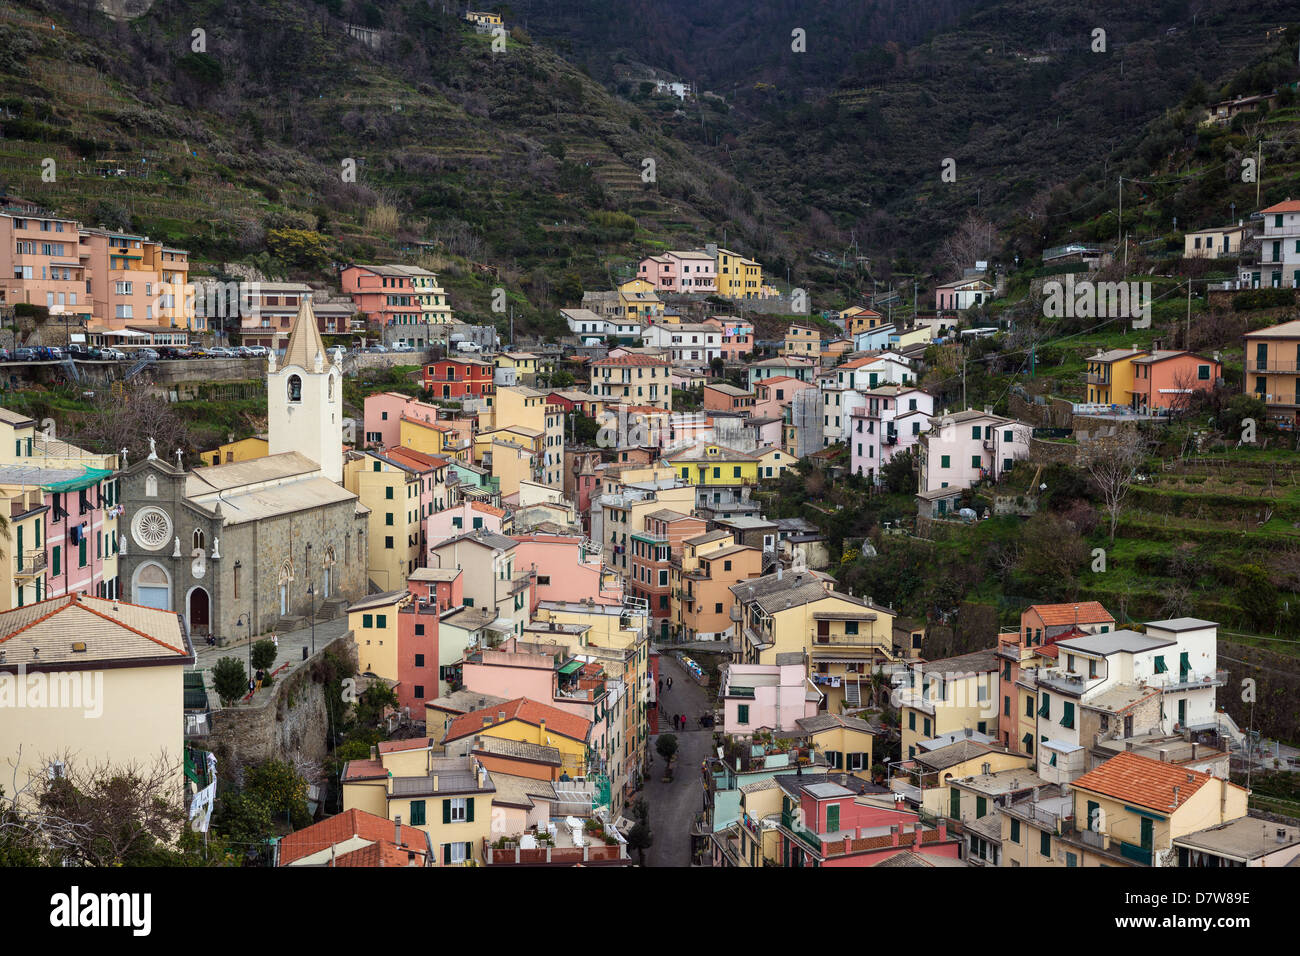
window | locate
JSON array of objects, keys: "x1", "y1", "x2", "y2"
[
  {"x1": 826, "y1": 804, "x2": 840, "y2": 833},
  {"x1": 385, "y1": 536, "x2": 393, "y2": 549},
  {"x1": 409, "y1": 800, "x2": 426, "y2": 825},
  {"x1": 940, "y1": 455, "x2": 950, "y2": 468},
  {"x1": 1003, "y1": 695, "x2": 1010, "y2": 716},
  {"x1": 1154, "y1": 655, "x2": 1167, "y2": 674},
  {"x1": 908, "y1": 712, "x2": 916, "y2": 731},
  {"x1": 972, "y1": 455, "x2": 981, "y2": 468},
  {"x1": 385, "y1": 486, "x2": 394, "y2": 499},
  {"x1": 287, "y1": 374, "x2": 302, "y2": 402},
  {"x1": 976, "y1": 796, "x2": 987, "y2": 818},
  {"x1": 1010, "y1": 819, "x2": 1020, "y2": 843},
  {"x1": 376, "y1": 614, "x2": 387, "y2": 628},
  {"x1": 1061, "y1": 701, "x2": 1075, "y2": 729},
  {"x1": 363, "y1": 614, "x2": 373, "y2": 628},
  {"x1": 1040, "y1": 832, "x2": 1051, "y2": 857},
  {"x1": 737, "y1": 704, "x2": 749, "y2": 725},
  {"x1": 1038, "y1": 693, "x2": 1051, "y2": 719},
  {"x1": 445, "y1": 797, "x2": 470, "y2": 823}
]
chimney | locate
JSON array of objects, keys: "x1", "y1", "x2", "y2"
[
  {"x1": 937, "y1": 820, "x2": 947, "y2": 842},
  {"x1": 844, "y1": 834, "x2": 852, "y2": 854},
  {"x1": 1278, "y1": 828, "x2": 1288, "y2": 844},
  {"x1": 432, "y1": 774, "x2": 439, "y2": 790},
  {"x1": 1159, "y1": 749, "x2": 1168, "y2": 762},
  {"x1": 912, "y1": 822, "x2": 923, "y2": 850},
  {"x1": 370, "y1": 745, "x2": 379, "y2": 760},
  {"x1": 1172, "y1": 785, "x2": 1180, "y2": 808},
  {"x1": 394, "y1": 815, "x2": 402, "y2": 847},
  {"x1": 964, "y1": 726, "x2": 973, "y2": 738},
  {"x1": 539, "y1": 718, "x2": 546, "y2": 737},
  {"x1": 890, "y1": 824, "x2": 900, "y2": 846}
]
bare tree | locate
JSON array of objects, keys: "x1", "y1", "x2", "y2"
[
  {"x1": 1084, "y1": 428, "x2": 1150, "y2": 543},
  {"x1": 1, "y1": 748, "x2": 187, "y2": 867},
  {"x1": 71, "y1": 387, "x2": 193, "y2": 464},
  {"x1": 937, "y1": 212, "x2": 998, "y2": 279}
]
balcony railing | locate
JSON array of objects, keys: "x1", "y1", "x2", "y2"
[
  {"x1": 1147, "y1": 669, "x2": 1227, "y2": 692},
  {"x1": 15, "y1": 549, "x2": 47, "y2": 576},
  {"x1": 811, "y1": 631, "x2": 889, "y2": 648},
  {"x1": 1249, "y1": 361, "x2": 1300, "y2": 373}
]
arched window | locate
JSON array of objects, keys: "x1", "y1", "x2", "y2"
[
  {"x1": 328, "y1": 372, "x2": 335, "y2": 403},
  {"x1": 287, "y1": 374, "x2": 302, "y2": 403},
  {"x1": 193, "y1": 528, "x2": 205, "y2": 551}
]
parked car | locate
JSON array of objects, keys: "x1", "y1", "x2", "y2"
[
  {"x1": 131, "y1": 348, "x2": 159, "y2": 361},
  {"x1": 41, "y1": 346, "x2": 66, "y2": 361},
  {"x1": 102, "y1": 348, "x2": 127, "y2": 361},
  {"x1": 13, "y1": 347, "x2": 38, "y2": 362},
  {"x1": 156, "y1": 346, "x2": 185, "y2": 359},
  {"x1": 391, "y1": 342, "x2": 415, "y2": 353},
  {"x1": 368, "y1": 344, "x2": 389, "y2": 353}
]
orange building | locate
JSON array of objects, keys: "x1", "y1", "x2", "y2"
[{"x1": 1129, "y1": 350, "x2": 1222, "y2": 412}]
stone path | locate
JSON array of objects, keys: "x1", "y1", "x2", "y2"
[{"x1": 192, "y1": 617, "x2": 350, "y2": 708}]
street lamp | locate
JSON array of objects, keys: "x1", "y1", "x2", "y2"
[{"x1": 305, "y1": 543, "x2": 315, "y2": 656}]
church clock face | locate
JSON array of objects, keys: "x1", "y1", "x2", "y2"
[{"x1": 132, "y1": 506, "x2": 173, "y2": 551}]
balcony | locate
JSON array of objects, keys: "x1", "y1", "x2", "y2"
[
  {"x1": 15, "y1": 549, "x2": 47, "y2": 577},
  {"x1": 1147, "y1": 669, "x2": 1227, "y2": 693},
  {"x1": 1249, "y1": 361, "x2": 1300, "y2": 373},
  {"x1": 1084, "y1": 372, "x2": 1110, "y2": 385},
  {"x1": 1119, "y1": 842, "x2": 1152, "y2": 865}
]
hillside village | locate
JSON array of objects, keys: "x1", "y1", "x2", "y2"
[{"x1": 1, "y1": 7, "x2": 1300, "y2": 904}]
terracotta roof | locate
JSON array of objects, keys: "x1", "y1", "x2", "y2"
[
  {"x1": 384, "y1": 446, "x2": 447, "y2": 471},
  {"x1": 341, "y1": 758, "x2": 386, "y2": 782},
  {"x1": 0, "y1": 593, "x2": 191, "y2": 667},
  {"x1": 471, "y1": 501, "x2": 506, "y2": 517},
  {"x1": 377, "y1": 737, "x2": 432, "y2": 754},
  {"x1": 443, "y1": 697, "x2": 592, "y2": 745},
  {"x1": 277, "y1": 808, "x2": 425, "y2": 865},
  {"x1": 332, "y1": 843, "x2": 425, "y2": 867},
  {"x1": 1026, "y1": 602, "x2": 1114, "y2": 627},
  {"x1": 1071, "y1": 751, "x2": 1221, "y2": 813},
  {"x1": 1260, "y1": 200, "x2": 1300, "y2": 214}
]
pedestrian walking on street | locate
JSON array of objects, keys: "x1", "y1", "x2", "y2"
[
  {"x1": 657, "y1": 679, "x2": 663, "y2": 694},
  {"x1": 667, "y1": 676, "x2": 673, "y2": 690}
]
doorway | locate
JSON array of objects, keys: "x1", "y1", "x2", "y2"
[{"x1": 189, "y1": 587, "x2": 210, "y2": 637}]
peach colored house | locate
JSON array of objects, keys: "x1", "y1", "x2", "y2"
[
  {"x1": 1129, "y1": 350, "x2": 1223, "y2": 412},
  {"x1": 364, "y1": 393, "x2": 448, "y2": 450},
  {"x1": 677, "y1": 541, "x2": 762, "y2": 642},
  {"x1": 510, "y1": 534, "x2": 623, "y2": 606},
  {"x1": 426, "y1": 500, "x2": 507, "y2": 551},
  {"x1": 706, "y1": 316, "x2": 754, "y2": 361},
  {"x1": 722, "y1": 661, "x2": 819, "y2": 734},
  {"x1": 753, "y1": 376, "x2": 818, "y2": 421},
  {"x1": 703, "y1": 383, "x2": 755, "y2": 412}
]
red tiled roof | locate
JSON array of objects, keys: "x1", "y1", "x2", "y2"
[
  {"x1": 341, "y1": 758, "x2": 386, "y2": 782},
  {"x1": 332, "y1": 843, "x2": 425, "y2": 867},
  {"x1": 377, "y1": 737, "x2": 431, "y2": 754},
  {"x1": 1260, "y1": 200, "x2": 1300, "y2": 214},
  {"x1": 1026, "y1": 602, "x2": 1114, "y2": 627},
  {"x1": 386, "y1": 446, "x2": 444, "y2": 471},
  {"x1": 444, "y1": 697, "x2": 592, "y2": 745},
  {"x1": 277, "y1": 808, "x2": 423, "y2": 865},
  {"x1": 471, "y1": 501, "x2": 506, "y2": 517},
  {"x1": 1071, "y1": 751, "x2": 1222, "y2": 812}
]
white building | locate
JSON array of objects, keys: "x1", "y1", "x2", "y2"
[
  {"x1": 1240, "y1": 200, "x2": 1300, "y2": 289},
  {"x1": 849, "y1": 386, "x2": 935, "y2": 482},
  {"x1": 641, "y1": 322, "x2": 721, "y2": 365}
]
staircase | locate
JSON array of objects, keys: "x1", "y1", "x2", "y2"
[
  {"x1": 318, "y1": 597, "x2": 349, "y2": 621},
  {"x1": 844, "y1": 680, "x2": 861, "y2": 708},
  {"x1": 273, "y1": 615, "x2": 310, "y2": 634},
  {"x1": 60, "y1": 358, "x2": 80, "y2": 383},
  {"x1": 124, "y1": 356, "x2": 154, "y2": 380}
]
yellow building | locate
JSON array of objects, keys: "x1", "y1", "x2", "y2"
[
  {"x1": 465, "y1": 10, "x2": 503, "y2": 26},
  {"x1": 496, "y1": 351, "x2": 540, "y2": 386},
  {"x1": 534, "y1": 600, "x2": 650, "y2": 815},
  {"x1": 716, "y1": 248, "x2": 763, "y2": 299},
  {"x1": 735, "y1": 778, "x2": 785, "y2": 866},
  {"x1": 782, "y1": 324, "x2": 822, "y2": 358},
  {"x1": 348, "y1": 589, "x2": 412, "y2": 682},
  {"x1": 1002, "y1": 751, "x2": 1249, "y2": 867},
  {"x1": 343, "y1": 741, "x2": 496, "y2": 866},
  {"x1": 795, "y1": 713, "x2": 878, "y2": 778},
  {"x1": 0, "y1": 486, "x2": 47, "y2": 611},
  {"x1": 616, "y1": 278, "x2": 664, "y2": 321},
  {"x1": 755, "y1": 446, "x2": 791, "y2": 480},
  {"x1": 343, "y1": 451, "x2": 424, "y2": 592},
  {"x1": 399, "y1": 415, "x2": 465, "y2": 461},
  {"x1": 909, "y1": 740, "x2": 1032, "y2": 821},
  {"x1": 442, "y1": 697, "x2": 592, "y2": 776},
  {"x1": 1084, "y1": 348, "x2": 1147, "y2": 406},
  {"x1": 667, "y1": 442, "x2": 760, "y2": 486},
  {"x1": 493, "y1": 386, "x2": 563, "y2": 486},
  {"x1": 894, "y1": 326, "x2": 933, "y2": 348},
  {"x1": 201, "y1": 434, "x2": 269, "y2": 467},
  {"x1": 0, "y1": 593, "x2": 192, "y2": 793},
  {"x1": 899, "y1": 648, "x2": 1000, "y2": 759}
]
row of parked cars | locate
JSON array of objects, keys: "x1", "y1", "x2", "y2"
[{"x1": 0, "y1": 344, "x2": 275, "y2": 363}]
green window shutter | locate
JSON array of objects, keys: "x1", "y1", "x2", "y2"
[
  {"x1": 976, "y1": 796, "x2": 987, "y2": 818},
  {"x1": 1154, "y1": 655, "x2": 1166, "y2": 674},
  {"x1": 52, "y1": 546, "x2": 61, "y2": 577},
  {"x1": 1038, "y1": 692, "x2": 1051, "y2": 719},
  {"x1": 363, "y1": 614, "x2": 372, "y2": 628},
  {"x1": 385, "y1": 486, "x2": 394, "y2": 499},
  {"x1": 443, "y1": 843, "x2": 451, "y2": 864},
  {"x1": 409, "y1": 800, "x2": 426, "y2": 826},
  {"x1": 1179, "y1": 652, "x2": 1190, "y2": 678},
  {"x1": 79, "y1": 537, "x2": 87, "y2": 567},
  {"x1": 442, "y1": 799, "x2": 451, "y2": 824},
  {"x1": 16, "y1": 526, "x2": 22, "y2": 571},
  {"x1": 737, "y1": 704, "x2": 749, "y2": 724},
  {"x1": 1003, "y1": 696, "x2": 1011, "y2": 717},
  {"x1": 908, "y1": 711, "x2": 915, "y2": 731},
  {"x1": 826, "y1": 804, "x2": 840, "y2": 833},
  {"x1": 466, "y1": 797, "x2": 474, "y2": 823},
  {"x1": 1010, "y1": 819, "x2": 1020, "y2": 843},
  {"x1": 377, "y1": 614, "x2": 387, "y2": 628},
  {"x1": 940, "y1": 455, "x2": 950, "y2": 468},
  {"x1": 1062, "y1": 702, "x2": 1075, "y2": 729},
  {"x1": 1040, "y1": 831, "x2": 1051, "y2": 857},
  {"x1": 950, "y1": 788, "x2": 960, "y2": 817},
  {"x1": 1025, "y1": 695, "x2": 1034, "y2": 717},
  {"x1": 923, "y1": 718, "x2": 930, "y2": 736}
]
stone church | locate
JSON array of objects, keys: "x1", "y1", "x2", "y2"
[{"x1": 116, "y1": 300, "x2": 370, "y2": 640}]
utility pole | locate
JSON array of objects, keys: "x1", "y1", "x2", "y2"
[
  {"x1": 962, "y1": 351, "x2": 967, "y2": 409},
  {"x1": 1186, "y1": 279, "x2": 1192, "y2": 350},
  {"x1": 1117, "y1": 177, "x2": 1122, "y2": 249},
  {"x1": 1256, "y1": 140, "x2": 1262, "y2": 207}
]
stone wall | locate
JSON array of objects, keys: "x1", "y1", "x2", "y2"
[
  {"x1": 206, "y1": 633, "x2": 357, "y2": 773},
  {"x1": 1029, "y1": 437, "x2": 1081, "y2": 467}
]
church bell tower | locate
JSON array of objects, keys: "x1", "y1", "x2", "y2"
[{"x1": 267, "y1": 297, "x2": 343, "y2": 483}]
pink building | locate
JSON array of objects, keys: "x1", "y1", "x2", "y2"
[
  {"x1": 721, "y1": 662, "x2": 818, "y2": 734},
  {"x1": 637, "y1": 250, "x2": 716, "y2": 292},
  {"x1": 774, "y1": 776, "x2": 961, "y2": 867},
  {"x1": 848, "y1": 386, "x2": 935, "y2": 482},
  {"x1": 706, "y1": 316, "x2": 754, "y2": 362},
  {"x1": 510, "y1": 534, "x2": 623, "y2": 606},
  {"x1": 396, "y1": 597, "x2": 442, "y2": 713},
  {"x1": 384, "y1": 446, "x2": 452, "y2": 551},
  {"x1": 753, "y1": 376, "x2": 818, "y2": 421}
]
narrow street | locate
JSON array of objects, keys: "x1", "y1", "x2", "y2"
[{"x1": 644, "y1": 651, "x2": 716, "y2": 867}]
